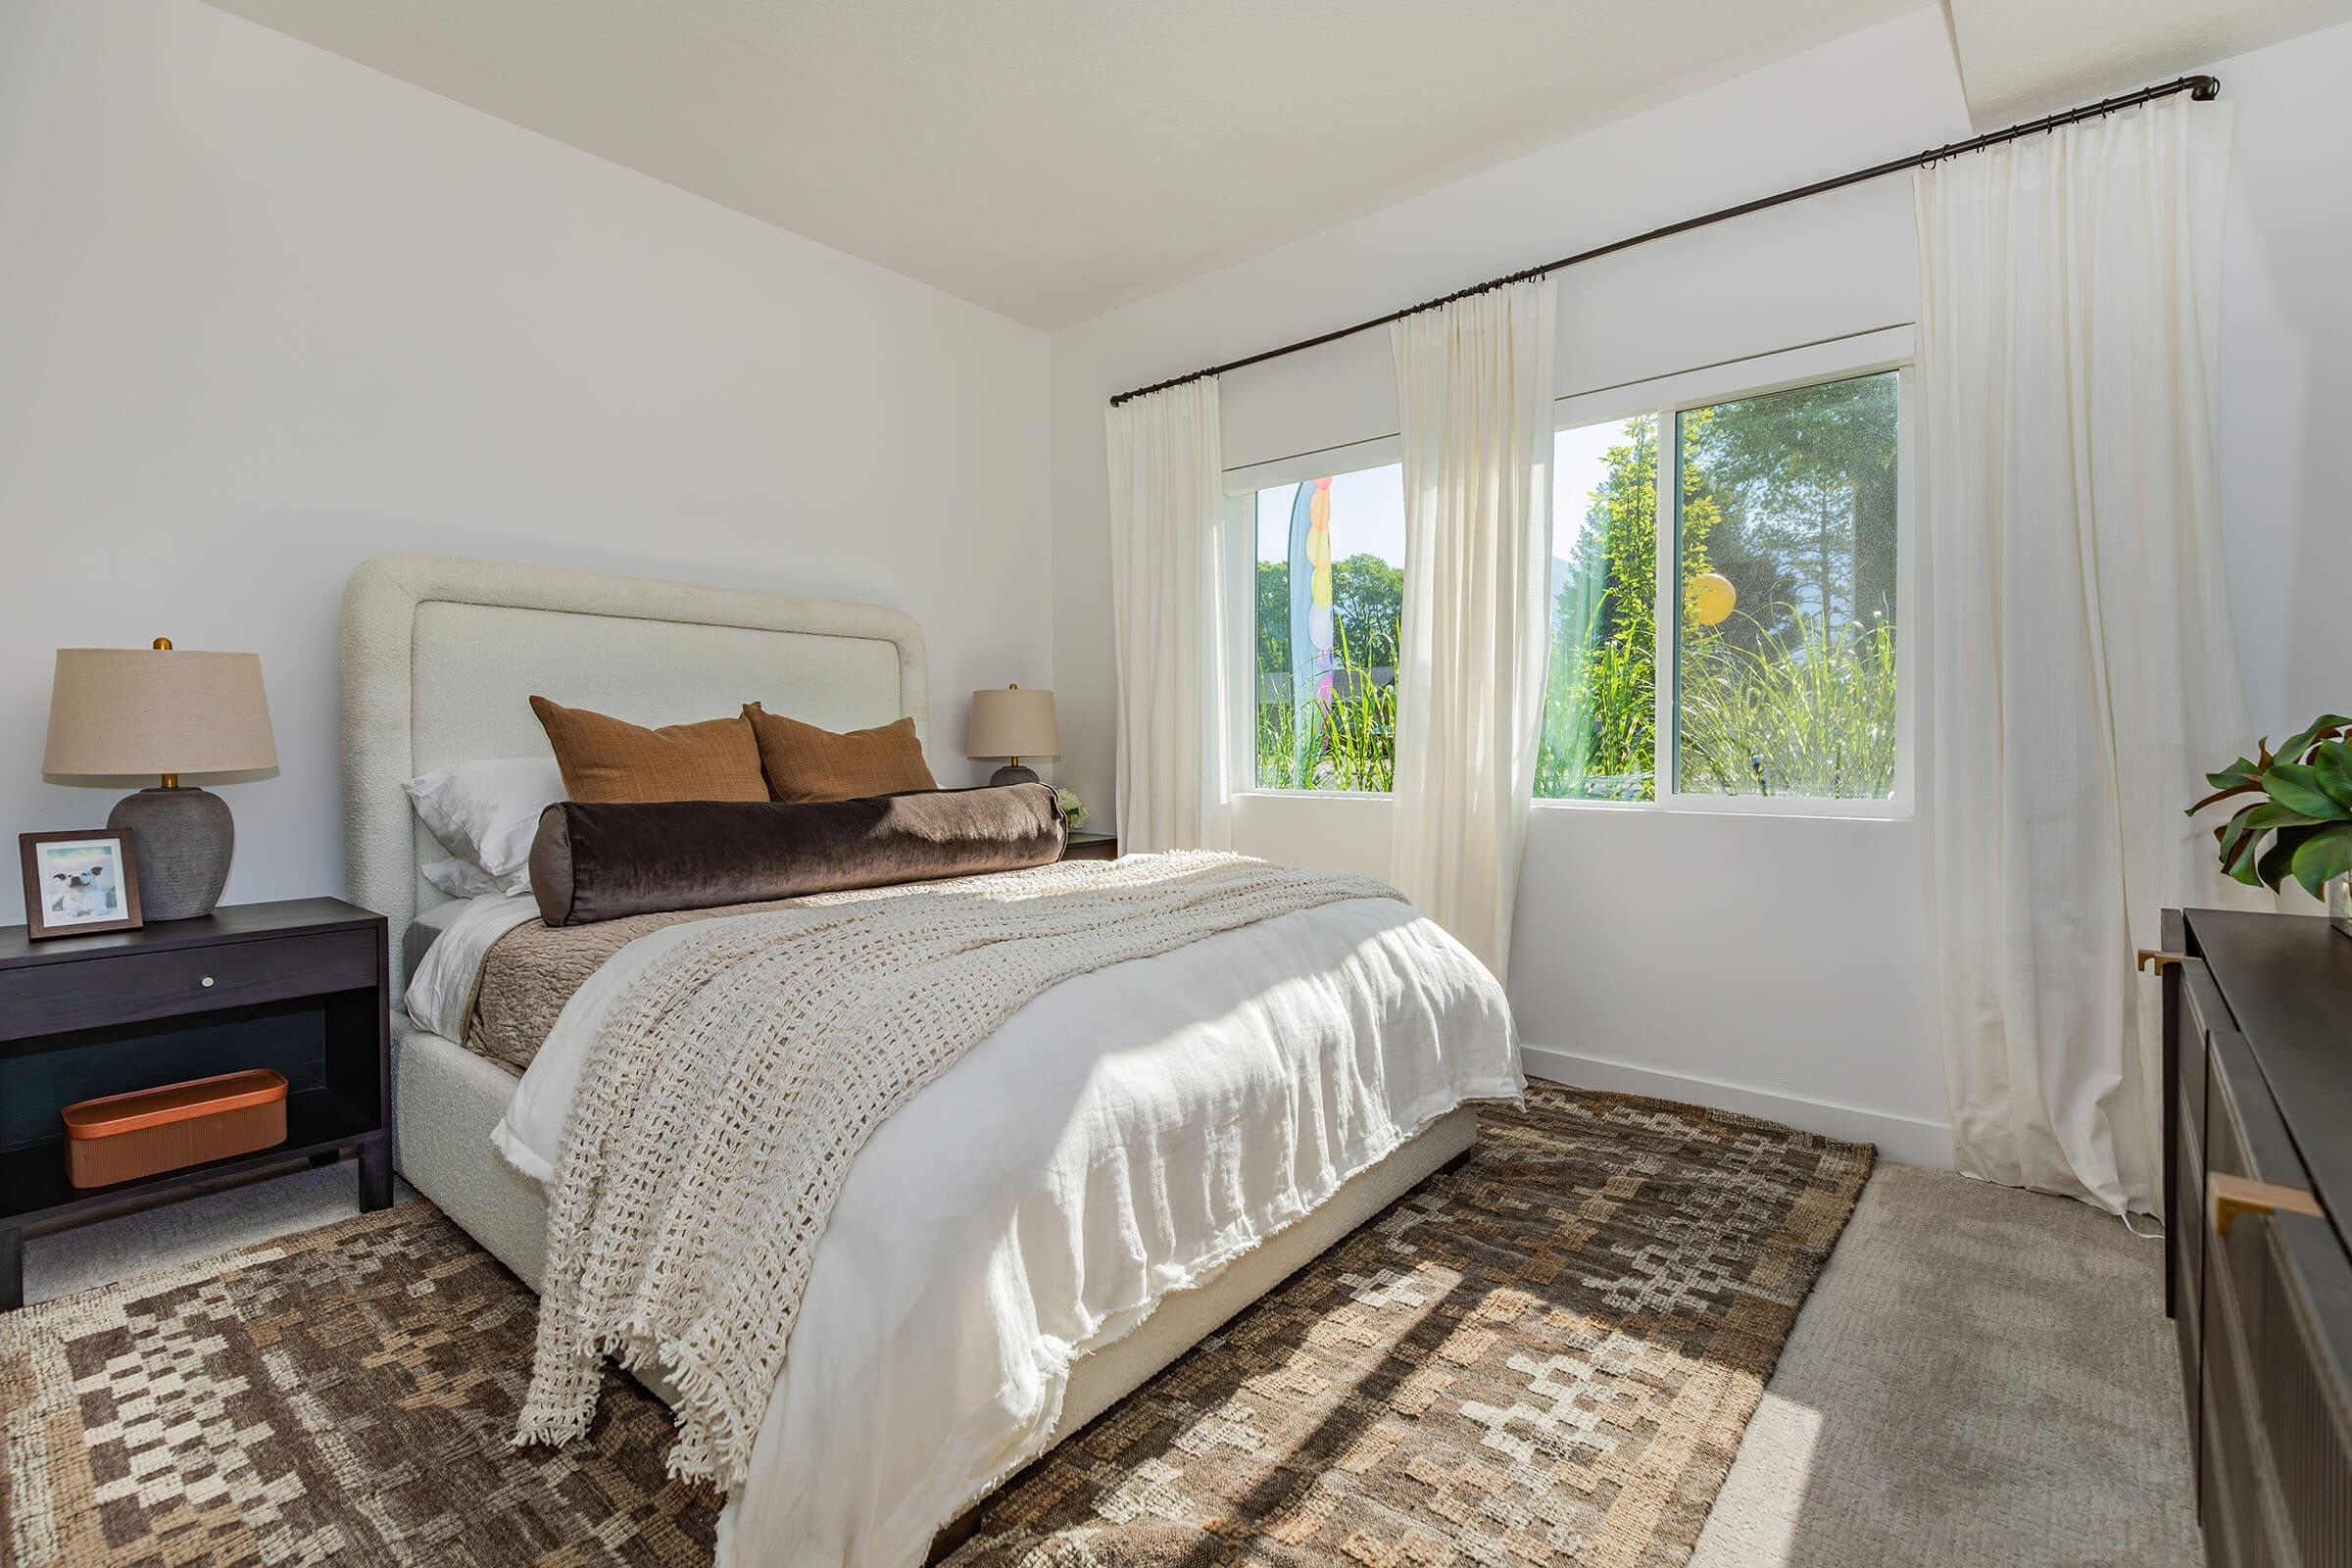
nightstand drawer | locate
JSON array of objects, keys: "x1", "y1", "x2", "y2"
[{"x1": 0, "y1": 930, "x2": 375, "y2": 1043}]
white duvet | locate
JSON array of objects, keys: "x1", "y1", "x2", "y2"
[{"x1": 457, "y1": 889, "x2": 1518, "y2": 1568}]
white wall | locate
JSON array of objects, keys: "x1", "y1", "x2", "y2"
[
  {"x1": 0, "y1": 0, "x2": 1051, "y2": 926},
  {"x1": 1050, "y1": 12, "x2": 2352, "y2": 1164},
  {"x1": 2213, "y1": 24, "x2": 2352, "y2": 750}
]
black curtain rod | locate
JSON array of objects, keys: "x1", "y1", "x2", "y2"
[{"x1": 1110, "y1": 73, "x2": 2220, "y2": 408}]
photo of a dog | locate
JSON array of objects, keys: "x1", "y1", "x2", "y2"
[
  {"x1": 20, "y1": 831, "x2": 142, "y2": 938},
  {"x1": 49, "y1": 858, "x2": 120, "y2": 920}
]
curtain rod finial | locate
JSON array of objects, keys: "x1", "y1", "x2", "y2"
[{"x1": 2190, "y1": 75, "x2": 2220, "y2": 101}]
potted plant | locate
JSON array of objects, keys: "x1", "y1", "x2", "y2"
[{"x1": 2189, "y1": 713, "x2": 2352, "y2": 935}]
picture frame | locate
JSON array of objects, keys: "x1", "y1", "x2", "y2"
[{"x1": 20, "y1": 829, "x2": 143, "y2": 940}]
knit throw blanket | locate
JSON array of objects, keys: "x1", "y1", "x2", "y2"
[{"x1": 515, "y1": 850, "x2": 1401, "y2": 1487}]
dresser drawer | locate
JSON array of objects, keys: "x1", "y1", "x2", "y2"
[
  {"x1": 2202, "y1": 1021, "x2": 2352, "y2": 1567},
  {"x1": 0, "y1": 930, "x2": 376, "y2": 1043},
  {"x1": 2176, "y1": 1099, "x2": 2205, "y2": 1467},
  {"x1": 2261, "y1": 1212, "x2": 2352, "y2": 1567},
  {"x1": 2180, "y1": 956, "x2": 2224, "y2": 1143}
]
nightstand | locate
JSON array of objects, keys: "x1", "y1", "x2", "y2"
[
  {"x1": 0, "y1": 898, "x2": 389, "y2": 1311},
  {"x1": 1062, "y1": 831, "x2": 1120, "y2": 861}
]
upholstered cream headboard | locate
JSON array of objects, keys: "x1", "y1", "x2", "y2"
[{"x1": 340, "y1": 554, "x2": 928, "y2": 972}]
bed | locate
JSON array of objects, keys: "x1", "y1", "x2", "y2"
[{"x1": 340, "y1": 553, "x2": 1520, "y2": 1567}]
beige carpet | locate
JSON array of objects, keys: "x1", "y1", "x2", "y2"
[{"x1": 1689, "y1": 1163, "x2": 2201, "y2": 1568}]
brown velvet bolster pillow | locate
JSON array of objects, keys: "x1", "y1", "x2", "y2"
[{"x1": 529, "y1": 782, "x2": 1067, "y2": 926}]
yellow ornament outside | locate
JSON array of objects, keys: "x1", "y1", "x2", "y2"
[{"x1": 1688, "y1": 572, "x2": 1737, "y2": 627}]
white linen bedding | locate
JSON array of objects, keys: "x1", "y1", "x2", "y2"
[
  {"x1": 464, "y1": 888, "x2": 1518, "y2": 1568},
  {"x1": 403, "y1": 891, "x2": 541, "y2": 1037}
]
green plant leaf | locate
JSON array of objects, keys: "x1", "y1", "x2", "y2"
[
  {"x1": 2226, "y1": 832, "x2": 2267, "y2": 886},
  {"x1": 2313, "y1": 740, "x2": 2352, "y2": 811},
  {"x1": 2219, "y1": 799, "x2": 2324, "y2": 874},
  {"x1": 2264, "y1": 763, "x2": 2351, "y2": 820},
  {"x1": 2290, "y1": 822, "x2": 2352, "y2": 900},
  {"x1": 2205, "y1": 758, "x2": 2261, "y2": 791},
  {"x1": 2238, "y1": 801, "x2": 2325, "y2": 832},
  {"x1": 2218, "y1": 806, "x2": 2264, "y2": 864},
  {"x1": 2276, "y1": 714, "x2": 2352, "y2": 764},
  {"x1": 2259, "y1": 824, "x2": 2320, "y2": 893}
]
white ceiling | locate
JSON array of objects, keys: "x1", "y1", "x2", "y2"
[
  {"x1": 200, "y1": 0, "x2": 1921, "y2": 329},
  {"x1": 201, "y1": 0, "x2": 2352, "y2": 327},
  {"x1": 1946, "y1": 0, "x2": 2352, "y2": 125}
]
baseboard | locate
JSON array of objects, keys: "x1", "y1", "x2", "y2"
[{"x1": 1521, "y1": 1044, "x2": 1954, "y2": 1169}]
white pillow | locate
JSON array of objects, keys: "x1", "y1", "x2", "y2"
[
  {"x1": 421, "y1": 856, "x2": 511, "y2": 900},
  {"x1": 402, "y1": 757, "x2": 566, "y2": 896}
]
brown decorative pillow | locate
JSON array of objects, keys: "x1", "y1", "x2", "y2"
[
  {"x1": 742, "y1": 703, "x2": 936, "y2": 803},
  {"x1": 529, "y1": 784, "x2": 1065, "y2": 926},
  {"x1": 528, "y1": 696, "x2": 767, "y2": 805}
]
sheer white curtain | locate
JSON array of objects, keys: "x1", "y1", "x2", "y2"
[
  {"x1": 1389, "y1": 278, "x2": 1556, "y2": 982},
  {"x1": 1917, "y1": 95, "x2": 2257, "y2": 1215},
  {"x1": 1106, "y1": 378, "x2": 1236, "y2": 854}
]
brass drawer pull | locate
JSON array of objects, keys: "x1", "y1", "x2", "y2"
[
  {"x1": 2136, "y1": 949, "x2": 2187, "y2": 973},
  {"x1": 2210, "y1": 1172, "x2": 2324, "y2": 1238}
]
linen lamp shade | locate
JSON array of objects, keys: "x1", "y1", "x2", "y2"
[
  {"x1": 42, "y1": 644, "x2": 276, "y2": 921},
  {"x1": 43, "y1": 648, "x2": 277, "y2": 778},
  {"x1": 967, "y1": 684, "x2": 1057, "y2": 786}
]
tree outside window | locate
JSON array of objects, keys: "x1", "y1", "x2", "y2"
[{"x1": 1539, "y1": 370, "x2": 1898, "y2": 803}]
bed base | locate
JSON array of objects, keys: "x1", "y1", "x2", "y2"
[
  {"x1": 922, "y1": 1138, "x2": 1478, "y2": 1564},
  {"x1": 389, "y1": 1019, "x2": 1481, "y2": 1547}
]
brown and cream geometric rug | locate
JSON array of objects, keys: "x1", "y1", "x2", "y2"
[{"x1": 0, "y1": 1086, "x2": 1870, "y2": 1567}]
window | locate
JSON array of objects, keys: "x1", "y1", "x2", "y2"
[
  {"x1": 1538, "y1": 355, "x2": 1906, "y2": 809},
  {"x1": 1250, "y1": 463, "x2": 1405, "y2": 791},
  {"x1": 1538, "y1": 415, "x2": 1659, "y2": 800},
  {"x1": 1673, "y1": 373, "x2": 1898, "y2": 799}
]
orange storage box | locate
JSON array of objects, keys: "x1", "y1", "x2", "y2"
[{"x1": 62, "y1": 1069, "x2": 289, "y2": 1189}]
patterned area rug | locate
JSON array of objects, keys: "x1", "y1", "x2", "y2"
[
  {"x1": 0, "y1": 1197, "x2": 717, "y2": 1567},
  {"x1": 0, "y1": 1086, "x2": 1870, "y2": 1567},
  {"x1": 948, "y1": 1087, "x2": 1873, "y2": 1567}
]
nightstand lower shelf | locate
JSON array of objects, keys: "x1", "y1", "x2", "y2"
[{"x1": 0, "y1": 1087, "x2": 386, "y2": 1231}]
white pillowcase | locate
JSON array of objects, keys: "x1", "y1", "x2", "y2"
[
  {"x1": 403, "y1": 757, "x2": 566, "y2": 896},
  {"x1": 421, "y1": 856, "x2": 512, "y2": 900}
]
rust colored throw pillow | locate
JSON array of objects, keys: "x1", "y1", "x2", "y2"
[
  {"x1": 528, "y1": 696, "x2": 768, "y2": 805},
  {"x1": 742, "y1": 703, "x2": 936, "y2": 803}
]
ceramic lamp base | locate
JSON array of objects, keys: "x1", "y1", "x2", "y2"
[
  {"x1": 108, "y1": 785, "x2": 233, "y2": 920},
  {"x1": 989, "y1": 762, "x2": 1041, "y2": 787}
]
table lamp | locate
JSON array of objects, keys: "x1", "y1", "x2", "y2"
[
  {"x1": 42, "y1": 640, "x2": 277, "y2": 920},
  {"x1": 967, "y1": 684, "x2": 1058, "y2": 786}
]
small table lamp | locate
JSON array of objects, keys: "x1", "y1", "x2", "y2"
[
  {"x1": 42, "y1": 640, "x2": 277, "y2": 921},
  {"x1": 967, "y1": 684, "x2": 1058, "y2": 786}
]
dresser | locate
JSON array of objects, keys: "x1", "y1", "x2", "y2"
[{"x1": 2160, "y1": 907, "x2": 2352, "y2": 1567}]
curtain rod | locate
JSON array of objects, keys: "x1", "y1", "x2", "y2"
[{"x1": 1109, "y1": 73, "x2": 2220, "y2": 408}]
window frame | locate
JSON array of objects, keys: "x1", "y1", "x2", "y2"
[
  {"x1": 1542, "y1": 327, "x2": 1917, "y2": 820},
  {"x1": 1222, "y1": 435, "x2": 1407, "y2": 801},
  {"x1": 1214, "y1": 328, "x2": 1917, "y2": 817}
]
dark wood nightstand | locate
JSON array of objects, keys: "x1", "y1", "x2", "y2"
[
  {"x1": 1061, "y1": 832, "x2": 1120, "y2": 862},
  {"x1": 0, "y1": 898, "x2": 390, "y2": 1311}
]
